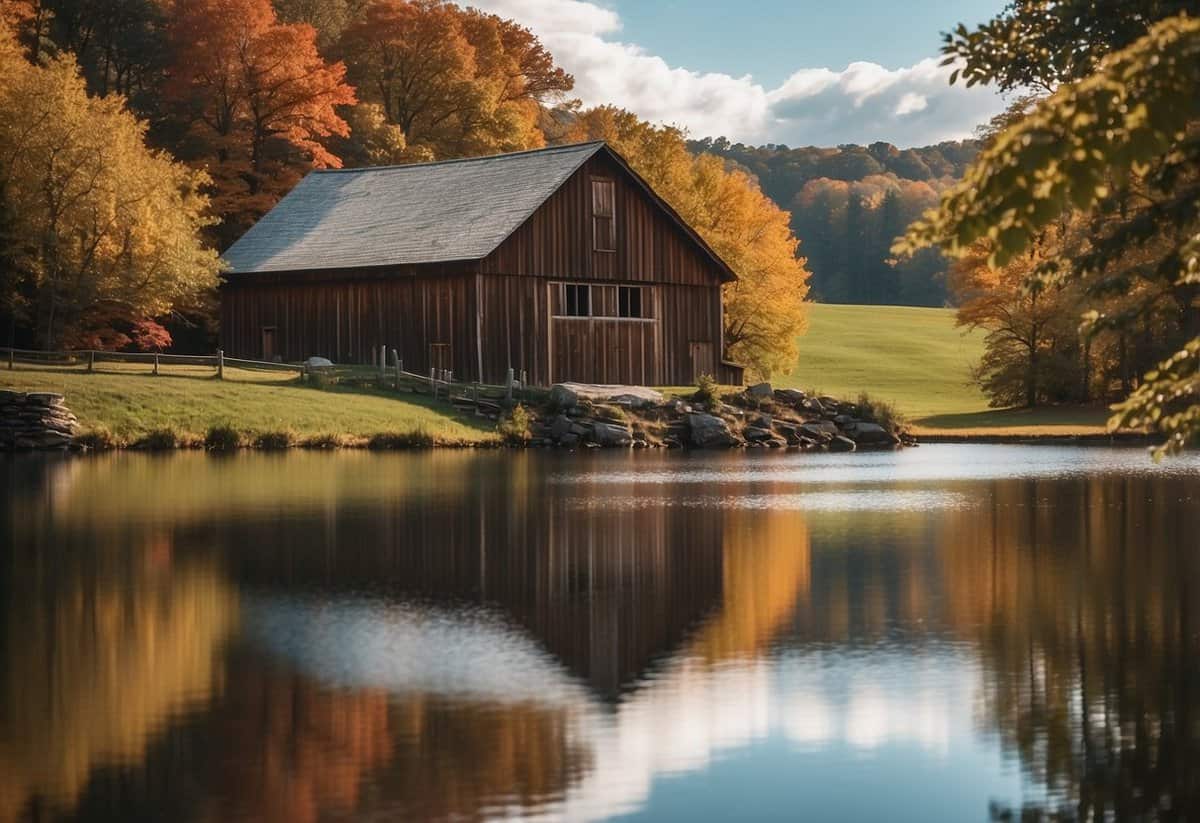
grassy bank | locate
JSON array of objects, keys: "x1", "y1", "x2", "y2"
[
  {"x1": 779, "y1": 304, "x2": 1112, "y2": 436},
  {"x1": 0, "y1": 361, "x2": 499, "y2": 447}
]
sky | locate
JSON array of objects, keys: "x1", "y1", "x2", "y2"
[{"x1": 469, "y1": 0, "x2": 1011, "y2": 148}]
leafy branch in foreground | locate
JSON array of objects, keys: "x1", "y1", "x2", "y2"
[{"x1": 900, "y1": 15, "x2": 1200, "y2": 454}]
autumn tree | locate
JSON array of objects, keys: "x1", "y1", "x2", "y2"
[
  {"x1": 166, "y1": 0, "x2": 355, "y2": 246},
  {"x1": 0, "y1": 21, "x2": 220, "y2": 348},
  {"x1": 904, "y1": 12, "x2": 1200, "y2": 452},
  {"x1": 557, "y1": 106, "x2": 810, "y2": 379},
  {"x1": 337, "y1": 0, "x2": 572, "y2": 160},
  {"x1": 271, "y1": 0, "x2": 350, "y2": 49},
  {"x1": 950, "y1": 235, "x2": 1086, "y2": 407}
]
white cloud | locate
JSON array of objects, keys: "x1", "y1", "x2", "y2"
[{"x1": 468, "y1": 0, "x2": 1003, "y2": 148}]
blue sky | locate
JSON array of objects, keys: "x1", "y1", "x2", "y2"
[
  {"x1": 612, "y1": 0, "x2": 1006, "y2": 87},
  {"x1": 472, "y1": 0, "x2": 1011, "y2": 147}
]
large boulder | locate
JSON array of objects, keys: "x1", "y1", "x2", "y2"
[
  {"x1": 556, "y1": 383, "x2": 664, "y2": 405},
  {"x1": 304, "y1": 356, "x2": 334, "y2": 368},
  {"x1": 590, "y1": 422, "x2": 633, "y2": 448},
  {"x1": 549, "y1": 384, "x2": 579, "y2": 410},
  {"x1": 774, "y1": 388, "x2": 807, "y2": 405},
  {"x1": 847, "y1": 421, "x2": 897, "y2": 445},
  {"x1": 747, "y1": 382, "x2": 773, "y2": 398},
  {"x1": 688, "y1": 413, "x2": 740, "y2": 448},
  {"x1": 799, "y1": 421, "x2": 838, "y2": 439},
  {"x1": 743, "y1": 426, "x2": 774, "y2": 442},
  {"x1": 549, "y1": 414, "x2": 573, "y2": 441}
]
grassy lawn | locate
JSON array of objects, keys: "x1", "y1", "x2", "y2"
[
  {"x1": 0, "y1": 361, "x2": 498, "y2": 445},
  {"x1": 776, "y1": 303, "x2": 1112, "y2": 435}
]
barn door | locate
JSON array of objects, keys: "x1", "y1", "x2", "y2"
[
  {"x1": 261, "y1": 327, "x2": 277, "y2": 361},
  {"x1": 689, "y1": 341, "x2": 715, "y2": 384}
]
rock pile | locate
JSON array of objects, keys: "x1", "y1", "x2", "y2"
[
  {"x1": 0, "y1": 391, "x2": 78, "y2": 450},
  {"x1": 526, "y1": 382, "x2": 914, "y2": 451}
]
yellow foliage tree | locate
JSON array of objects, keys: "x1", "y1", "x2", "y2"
[
  {"x1": 557, "y1": 106, "x2": 810, "y2": 379},
  {"x1": 0, "y1": 22, "x2": 220, "y2": 348},
  {"x1": 338, "y1": 0, "x2": 572, "y2": 161}
]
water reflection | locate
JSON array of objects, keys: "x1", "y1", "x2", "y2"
[{"x1": 1, "y1": 448, "x2": 1199, "y2": 822}]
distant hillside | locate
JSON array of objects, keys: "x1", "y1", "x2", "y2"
[{"x1": 689, "y1": 139, "x2": 981, "y2": 307}]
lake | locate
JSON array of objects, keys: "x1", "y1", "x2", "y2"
[{"x1": 2, "y1": 445, "x2": 1199, "y2": 822}]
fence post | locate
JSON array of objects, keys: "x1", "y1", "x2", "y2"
[
  {"x1": 391, "y1": 348, "x2": 400, "y2": 388},
  {"x1": 429, "y1": 368, "x2": 436, "y2": 399},
  {"x1": 217, "y1": 349, "x2": 224, "y2": 380},
  {"x1": 6, "y1": 348, "x2": 12, "y2": 370},
  {"x1": 472, "y1": 382, "x2": 479, "y2": 413},
  {"x1": 153, "y1": 353, "x2": 159, "y2": 376},
  {"x1": 87, "y1": 350, "x2": 95, "y2": 374},
  {"x1": 506, "y1": 368, "x2": 514, "y2": 405},
  {"x1": 379, "y1": 344, "x2": 386, "y2": 379}
]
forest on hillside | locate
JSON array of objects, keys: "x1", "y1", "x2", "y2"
[{"x1": 689, "y1": 139, "x2": 980, "y2": 307}]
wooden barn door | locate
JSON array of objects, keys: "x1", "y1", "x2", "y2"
[
  {"x1": 261, "y1": 327, "x2": 277, "y2": 361},
  {"x1": 689, "y1": 341, "x2": 715, "y2": 383}
]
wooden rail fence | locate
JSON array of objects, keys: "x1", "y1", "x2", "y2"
[{"x1": 2, "y1": 346, "x2": 539, "y2": 415}]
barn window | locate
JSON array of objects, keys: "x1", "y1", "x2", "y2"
[
  {"x1": 564, "y1": 283, "x2": 591, "y2": 316},
  {"x1": 617, "y1": 286, "x2": 643, "y2": 318},
  {"x1": 592, "y1": 178, "x2": 615, "y2": 252}
]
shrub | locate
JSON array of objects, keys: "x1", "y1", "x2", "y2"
[
  {"x1": 137, "y1": 427, "x2": 180, "y2": 450},
  {"x1": 368, "y1": 427, "x2": 436, "y2": 449},
  {"x1": 693, "y1": 373, "x2": 720, "y2": 407},
  {"x1": 75, "y1": 426, "x2": 119, "y2": 451},
  {"x1": 497, "y1": 403, "x2": 531, "y2": 445},
  {"x1": 595, "y1": 403, "x2": 627, "y2": 422},
  {"x1": 204, "y1": 423, "x2": 242, "y2": 451},
  {"x1": 300, "y1": 431, "x2": 345, "y2": 449},
  {"x1": 254, "y1": 429, "x2": 296, "y2": 450},
  {"x1": 855, "y1": 392, "x2": 908, "y2": 435}
]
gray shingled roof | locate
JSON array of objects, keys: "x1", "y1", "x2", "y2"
[{"x1": 222, "y1": 142, "x2": 607, "y2": 274}]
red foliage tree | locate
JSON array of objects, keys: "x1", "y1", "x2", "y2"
[{"x1": 165, "y1": 0, "x2": 356, "y2": 245}]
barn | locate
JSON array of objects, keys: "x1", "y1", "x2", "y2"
[{"x1": 220, "y1": 141, "x2": 744, "y2": 386}]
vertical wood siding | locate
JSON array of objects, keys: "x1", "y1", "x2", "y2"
[
  {"x1": 221, "y1": 148, "x2": 743, "y2": 386},
  {"x1": 480, "y1": 153, "x2": 727, "y2": 287},
  {"x1": 221, "y1": 271, "x2": 477, "y2": 378}
]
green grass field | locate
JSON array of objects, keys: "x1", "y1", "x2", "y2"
[
  {"x1": 1, "y1": 303, "x2": 1113, "y2": 444},
  {"x1": 779, "y1": 304, "x2": 1110, "y2": 434},
  {"x1": 0, "y1": 361, "x2": 498, "y2": 445}
]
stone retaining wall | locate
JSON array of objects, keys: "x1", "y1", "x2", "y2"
[
  {"x1": 0, "y1": 391, "x2": 78, "y2": 450},
  {"x1": 527, "y1": 382, "x2": 914, "y2": 451}
]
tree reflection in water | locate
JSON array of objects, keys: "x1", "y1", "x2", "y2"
[
  {"x1": 2, "y1": 451, "x2": 1199, "y2": 822},
  {"x1": 940, "y1": 474, "x2": 1200, "y2": 821}
]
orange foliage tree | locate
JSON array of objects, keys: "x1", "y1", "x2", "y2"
[
  {"x1": 166, "y1": 0, "x2": 355, "y2": 245},
  {"x1": 338, "y1": 0, "x2": 572, "y2": 160}
]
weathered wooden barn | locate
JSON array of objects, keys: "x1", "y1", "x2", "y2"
[{"x1": 220, "y1": 141, "x2": 743, "y2": 386}]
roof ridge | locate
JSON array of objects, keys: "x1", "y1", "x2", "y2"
[{"x1": 311, "y1": 141, "x2": 607, "y2": 174}]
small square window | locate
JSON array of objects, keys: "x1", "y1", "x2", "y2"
[
  {"x1": 565, "y1": 284, "x2": 591, "y2": 317},
  {"x1": 618, "y1": 286, "x2": 643, "y2": 318}
]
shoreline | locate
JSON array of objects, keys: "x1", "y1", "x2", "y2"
[{"x1": 915, "y1": 430, "x2": 1151, "y2": 445}]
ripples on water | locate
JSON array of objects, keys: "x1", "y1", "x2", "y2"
[{"x1": 2, "y1": 445, "x2": 1199, "y2": 822}]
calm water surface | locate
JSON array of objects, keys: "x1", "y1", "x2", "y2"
[{"x1": 2, "y1": 445, "x2": 1200, "y2": 822}]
